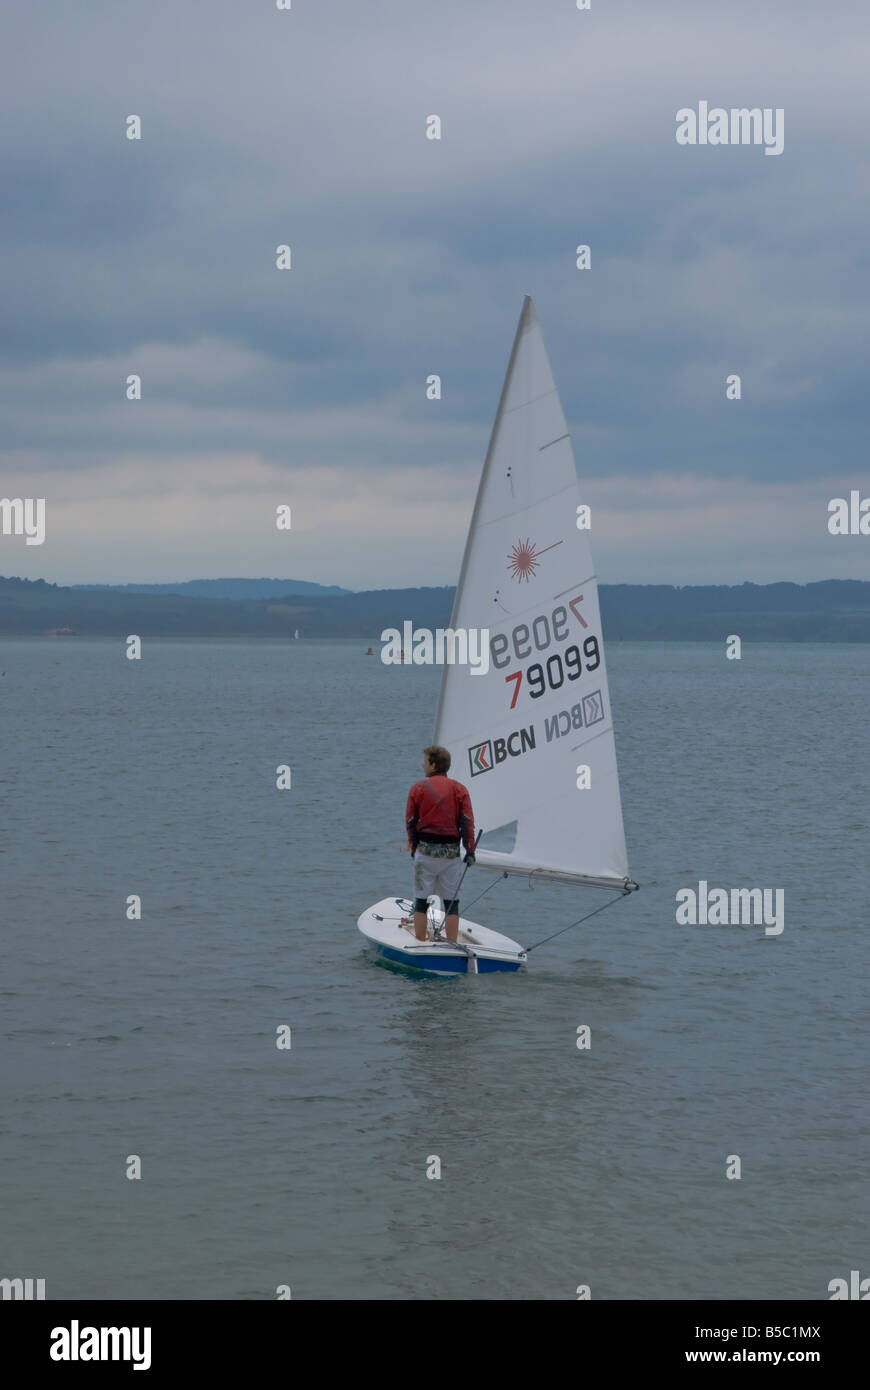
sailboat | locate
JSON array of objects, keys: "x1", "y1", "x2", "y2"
[{"x1": 357, "y1": 297, "x2": 637, "y2": 974}]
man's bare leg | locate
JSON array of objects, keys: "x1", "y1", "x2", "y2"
[
  {"x1": 445, "y1": 912, "x2": 459, "y2": 943},
  {"x1": 413, "y1": 911, "x2": 429, "y2": 942}
]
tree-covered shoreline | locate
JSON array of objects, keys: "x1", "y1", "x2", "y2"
[{"x1": 2, "y1": 575, "x2": 870, "y2": 641}]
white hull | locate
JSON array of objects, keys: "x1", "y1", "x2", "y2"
[{"x1": 358, "y1": 898, "x2": 526, "y2": 975}]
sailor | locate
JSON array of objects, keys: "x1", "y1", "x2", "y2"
[{"x1": 406, "y1": 745, "x2": 476, "y2": 943}]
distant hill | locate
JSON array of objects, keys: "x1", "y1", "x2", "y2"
[
  {"x1": 71, "y1": 578, "x2": 351, "y2": 599},
  {"x1": 2, "y1": 576, "x2": 870, "y2": 640}
]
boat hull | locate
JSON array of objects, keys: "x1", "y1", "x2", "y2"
[{"x1": 358, "y1": 898, "x2": 526, "y2": 975}]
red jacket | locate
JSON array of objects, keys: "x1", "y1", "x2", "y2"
[{"x1": 406, "y1": 774, "x2": 475, "y2": 856}]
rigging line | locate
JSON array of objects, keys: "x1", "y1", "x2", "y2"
[
  {"x1": 461, "y1": 871, "x2": 507, "y2": 914},
  {"x1": 374, "y1": 908, "x2": 477, "y2": 958},
  {"x1": 523, "y1": 889, "x2": 632, "y2": 953}
]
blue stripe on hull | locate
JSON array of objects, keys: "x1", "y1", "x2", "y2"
[
  {"x1": 376, "y1": 943, "x2": 467, "y2": 973},
  {"x1": 374, "y1": 944, "x2": 521, "y2": 975}
]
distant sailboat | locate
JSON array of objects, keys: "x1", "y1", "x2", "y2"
[
  {"x1": 294, "y1": 629, "x2": 301, "y2": 640},
  {"x1": 358, "y1": 297, "x2": 637, "y2": 974}
]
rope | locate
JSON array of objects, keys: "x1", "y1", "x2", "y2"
[
  {"x1": 524, "y1": 888, "x2": 632, "y2": 953},
  {"x1": 460, "y1": 872, "x2": 507, "y2": 914},
  {"x1": 376, "y1": 880, "x2": 632, "y2": 963}
]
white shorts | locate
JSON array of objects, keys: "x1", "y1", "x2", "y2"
[{"x1": 413, "y1": 848, "x2": 465, "y2": 902}]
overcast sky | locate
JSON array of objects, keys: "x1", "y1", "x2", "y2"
[{"x1": 1, "y1": 0, "x2": 868, "y2": 588}]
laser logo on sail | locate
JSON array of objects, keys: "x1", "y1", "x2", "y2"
[
  {"x1": 507, "y1": 537, "x2": 563, "y2": 582},
  {"x1": 468, "y1": 726, "x2": 536, "y2": 776}
]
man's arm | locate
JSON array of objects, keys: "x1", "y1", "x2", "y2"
[
  {"x1": 406, "y1": 784, "x2": 420, "y2": 853},
  {"x1": 456, "y1": 784, "x2": 476, "y2": 858}
]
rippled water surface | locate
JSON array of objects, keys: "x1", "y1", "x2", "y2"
[{"x1": 1, "y1": 639, "x2": 868, "y2": 1299}]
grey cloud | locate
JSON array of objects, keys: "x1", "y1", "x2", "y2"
[{"x1": 1, "y1": 0, "x2": 868, "y2": 580}]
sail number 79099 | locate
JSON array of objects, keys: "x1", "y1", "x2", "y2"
[{"x1": 490, "y1": 596, "x2": 601, "y2": 710}]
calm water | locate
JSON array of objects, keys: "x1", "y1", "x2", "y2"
[{"x1": 1, "y1": 639, "x2": 868, "y2": 1300}]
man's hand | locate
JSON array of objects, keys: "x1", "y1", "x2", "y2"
[{"x1": 464, "y1": 852, "x2": 476, "y2": 865}]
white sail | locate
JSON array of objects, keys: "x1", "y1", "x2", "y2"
[{"x1": 433, "y1": 297, "x2": 631, "y2": 889}]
